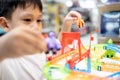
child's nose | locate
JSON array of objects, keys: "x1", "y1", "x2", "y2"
[{"x1": 30, "y1": 22, "x2": 41, "y2": 31}]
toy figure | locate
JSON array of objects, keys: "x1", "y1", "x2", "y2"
[
  {"x1": 76, "y1": 18, "x2": 84, "y2": 28},
  {"x1": 45, "y1": 32, "x2": 61, "y2": 55},
  {"x1": 104, "y1": 49, "x2": 116, "y2": 58}
]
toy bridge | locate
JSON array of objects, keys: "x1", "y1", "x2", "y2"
[{"x1": 49, "y1": 32, "x2": 93, "y2": 72}]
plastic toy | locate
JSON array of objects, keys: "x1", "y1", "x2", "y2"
[
  {"x1": 61, "y1": 32, "x2": 93, "y2": 72},
  {"x1": 45, "y1": 31, "x2": 62, "y2": 61},
  {"x1": 43, "y1": 32, "x2": 120, "y2": 80},
  {"x1": 91, "y1": 40, "x2": 120, "y2": 73},
  {"x1": 91, "y1": 42, "x2": 120, "y2": 60},
  {"x1": 44, "y1": 63, "x2": 117, "y2": 80},
  {"x1": 101, "y1": 55, "x2": 120, "y2": 72},
  {"x1": 107, "y1": 71, "x2": 120, "y2": 78},
  {"x1": 44, "y1": 32, "x2": 92, "y2": 79},
  {"x1": 104, "y1": 49, "x2": 116, "y2": 58},
  {"x1": 76, "y1": 18, "x2": 85, "y2": 28},
  {"x1": 105, "y1": 44, "x2": 120, "y2": 54},
  {"x1": 43, "y1": 18, "x2": 120, "y2": 80},
  {"x1": 48, "y1": 32, "x2": 92, "y2": 72},
  {"x1": 45, "y1": 31, "x2": 61, "y2": 54}
]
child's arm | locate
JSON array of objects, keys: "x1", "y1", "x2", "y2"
[
  {"x1": 58, "y1": 11, "x2": 82, "y2": 41},
  {"x1": 0, "y1": 27, "x2": 47, "y2": 61}
]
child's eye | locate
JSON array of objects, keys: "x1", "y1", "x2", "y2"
[
  {"x1": 37, "y1": 19, "x2": 42, "y2": 23},
  {"x1": 23, "y1": 19, "x2": 32, "y2": 22}
]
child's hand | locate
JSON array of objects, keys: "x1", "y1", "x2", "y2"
[
  {"x1": 62, "y1": 11, "x2": 83, "y2": 32},
  {"x1": 58, "y1": 11, "x2": 83, "y2": 40},
  {"x1": 0, "y1": 27, "x2": 47, "y2": 60}
]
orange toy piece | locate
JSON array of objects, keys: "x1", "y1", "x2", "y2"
[
  {"x1": 61, "y1": 32, "x2": 90, "y2": 69},
  {"x1": 64, "y1": 71, "x2": 114, "y2": 80},
  {"x1": 76, "y1": 18, "x2": 85, "y2": 28}
]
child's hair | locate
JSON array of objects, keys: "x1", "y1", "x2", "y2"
[{"x1": 0, "y1": 0, "x2": 43, "y2": 19}]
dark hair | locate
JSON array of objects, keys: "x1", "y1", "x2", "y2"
[{"x1": 0, "y1": 0, "x2": 43, "y2": 19}]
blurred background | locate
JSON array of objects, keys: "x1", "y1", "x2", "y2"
[
  {"x1": 41, "y1": 0, "x2": 120, "y2": 45},
  {"x1": 42, "y1": 0, "x2": 119, "y2": 36},
  {"x1": 0, "y1": 0, "x2": 119, "y2": 44},
  {"x1": 42, "y1": 0, "x2": 98, "y2": 35}
]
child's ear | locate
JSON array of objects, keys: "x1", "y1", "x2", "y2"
[{"x1": 0, "y1": 17, "x2": 9, "y2": 32}]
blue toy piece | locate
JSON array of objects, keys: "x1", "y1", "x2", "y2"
[
  {"x1": 65, "y1": 63, "x2": 70, "y2": 70},
  {"x1": 105, "y1": 44, "x2": 120, "y2": 53},
  {"x1": 107, "y1": 71, "x2": 120, "y2": 79},
  {"x1": 45, "y1": 32, "x2": 61, "y2": 54}
]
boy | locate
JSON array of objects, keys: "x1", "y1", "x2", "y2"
[{"x1": 0, "y1": 0, "x2": 82, "y2": 80}]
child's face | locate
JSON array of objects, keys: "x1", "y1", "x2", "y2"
[{"x1": 7, "y1": 5, "x2": 42, "y2": 31}]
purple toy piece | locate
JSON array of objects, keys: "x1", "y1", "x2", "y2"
[{"x1": 45, "y1": 32, "x2": 61, "y2": 54}]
